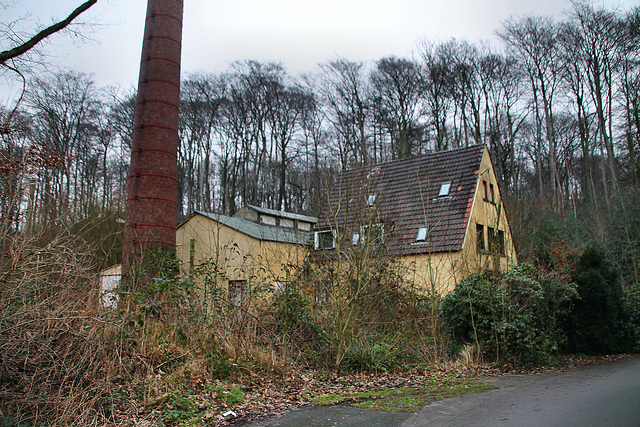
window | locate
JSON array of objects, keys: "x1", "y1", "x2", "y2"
[
  {"x1": 367, "y1": 193, "x2": 376, "y2": 207},
  {"x1": 439, "y1": 182, "x2": 451, "y2": 196},
  {"x1": 352, "y1": 232, "x2": 360, "y2": 245},
  {"x1": 361, "y1": 223, "x2": 385, "y2": 245},
  {"x1": 298, "y1": 221, "x2": 312, "y2": 231},
  {"x1": 315, "y1": 280, "x2": 331, "y2": 305},
  {"x1": 488, "y1": 228, "x2": 505, "y2": 255},
  {"x1": 314, "y1": 230, "x2": 335, "y2": 249},
  {"x1": 483, "y1": 180, "x2": 495, "y2": 203},
  {"x1": 476, "y1": 224, "x2": 485, "y2": 251},
  {"x1": 273, "y1": 281, "x2": 286, "y2": 295},
  {"x1": 416, "y1": 226, "x2": 428, "y2": 241},
  {"x1": 279, "y1": 218, "x2": 294, "y2": 228},
  {"x1": 228, "y1": 280, "x2": 246, "y2": 306},
  {"x1": 260, "y1": 215, "x2": 276, "y2": 225}
]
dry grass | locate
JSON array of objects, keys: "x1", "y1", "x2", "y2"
[
  {"x1": 0, "y1": 232, "x2": 148, "y2": 426},
  {"x1": 0, "y1": 230, "x2": 453, "y2": 426}
]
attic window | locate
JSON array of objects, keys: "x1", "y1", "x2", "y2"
[
  {"x1": 416, "y1": 226, "x2": 428, "y2": 241},
  {"x1": 279, "y1": 218, "x2": 294, "y2": 228},
  {"x1": 352, "y1": 232, "x2": 360, "y2": 245},
  {"x1": 439, "y1": 182, "x2": 452, "y2": 196},
  {"x1": 260, "y1": 215, "x2": 276, "y2": 226},
  {"x1": 297, "y1": 221, "x2": 312, "y2": 231},
  {"x1": 367, "y1": 193, "x2": 376, "y2": 206}
]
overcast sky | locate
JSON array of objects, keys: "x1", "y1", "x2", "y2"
[{"x1": 2, "y1": 0, "x2": 637, "y2": 102}]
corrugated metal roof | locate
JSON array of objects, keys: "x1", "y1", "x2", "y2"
[
  {"x1": 317, "y1": 145, "x2": 485, "y2": 255},
  {"x1": 191, "y1": 211, "x2": 312, "y2": 246}
]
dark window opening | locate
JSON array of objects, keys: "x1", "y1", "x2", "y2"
[
  {"x1": 476, "y1": 224, "x2": 485, "y2": 252},
  {"x1": 229, "y1": 280, "x2": 246, "y2": 306}
]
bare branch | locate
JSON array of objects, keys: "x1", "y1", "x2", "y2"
[{"x1": 0, "y1": 0, "x2": 97, "y2": 66}]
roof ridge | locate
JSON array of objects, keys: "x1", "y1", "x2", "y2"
[{"x1": 341, "y1": 145, "x2": 485, "y2": 175}]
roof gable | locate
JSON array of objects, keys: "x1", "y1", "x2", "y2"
[{"x1": 318, "y1": 145, "x2": 485, "y2": 254}]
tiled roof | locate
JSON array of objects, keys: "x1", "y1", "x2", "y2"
[
  {"x1": 317, "y1": 145, "x2": 485, "y2": 255},
  {"x1": 189, "y1": 211, "x2": 312, "y2": 246}
]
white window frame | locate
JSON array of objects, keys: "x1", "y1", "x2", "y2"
[
  {"x1": 314, "y1": 230, "x2": 335, "y2": 249},
  {"x1": 352, "y1": 232, "x2": 360, "y2": 245},
  {"x1": 367, "y1": 193, "x2": 376, "y2": 206},
  {"x1": 416, "y1": 226, "x2": 428, "y2": 241},
  {"x1": 439, "y1": 182, "x2": 452, "y2": 196}
]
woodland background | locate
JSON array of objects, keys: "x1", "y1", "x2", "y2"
[
  {"x1": 3, "y1": 2, "x2": 640, "y2": 285},
  {"x1": 1, "y1": 1, "x2": 640, "y2": 425}
]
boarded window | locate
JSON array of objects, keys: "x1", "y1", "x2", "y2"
[
  {"x1": 298, "y1": 221, "x2": 312, "y2": 231},
  {"x1": 279, "y1": 218, "x2": 294, "y2": 228},
  {"x1": 260, "y1": 215, "x2": 276, "y2": 225}
]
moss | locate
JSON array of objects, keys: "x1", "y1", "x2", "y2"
[{"x1": 312, "y1": 378, "x2": 495, "y2": 413}]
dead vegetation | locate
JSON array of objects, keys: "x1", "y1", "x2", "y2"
[{"x1": 3, "y1": 231, "x2": 628, "y2": 426}]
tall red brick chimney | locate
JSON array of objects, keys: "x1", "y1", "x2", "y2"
[{"x1": 122, "y1": 0, "x2": 183, "y2": 280}]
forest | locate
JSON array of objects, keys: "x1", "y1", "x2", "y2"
[
  {"x1": 1, "y1": 1, "x2": 640, "y2": 425},
  {"x1": 2, "y1": 2, "x2": 640, "y2": 283}
]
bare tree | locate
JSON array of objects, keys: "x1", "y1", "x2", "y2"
[
  {"x1": 179, "y1": 72, "x2": 226, "y2": 219},
  {"x1": 419, "y1": 41, "x2": 456, "y2": 152},
  {"x1": 0, "y1": 1, "x2": 97, "y2": 66},
  {"x1": 499, "y1": 15, "x2": 564, "y2": 210},
  {"x1": 370, "y1": 56, "x2": 425, "y2": 160},
  {"x1": 570, "y1": 1, "x2": 623, "y2": 204},
  {"x1": 318, "y1": 59, "x2": 372, "y2": 167}
]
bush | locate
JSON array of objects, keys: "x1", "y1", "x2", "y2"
[
  {"x1": 622, "y1": 282, "x2": 640, "y2": 353},
  {"x1": 563, "y1": 246, "x2": 633, "y2": 354},
  {"x1": 441, "y1": 264, "x2": 577, "y2": 367}
]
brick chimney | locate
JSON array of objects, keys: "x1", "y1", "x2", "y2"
[{"x1": 122, "y1": 0, "x2": 183, "y2": 280}]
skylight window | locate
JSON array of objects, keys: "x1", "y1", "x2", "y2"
[
  {"x1": 367, "y1": 193, "x2": 376, "y2": 206},
  {"x1": 352, "y1": 233, "x2": 360, "y2": 245},
  {"x1": 416, "y1": 226, "x2": 428, "y2": 241},
  {"x1": 439, "y1": 182, "x2": 451, "y2": 196}
]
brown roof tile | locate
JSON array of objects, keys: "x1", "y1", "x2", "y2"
[{"x1": 317, "y1": 145, "x2": 485, "y2": 255}]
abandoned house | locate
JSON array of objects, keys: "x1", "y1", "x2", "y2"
[
  {"x1": 313, "y1": 144, "x2": 518, "y2": 295},
  {"x1": 175, "y1": 205, "x2": 317, "y2": 304}
]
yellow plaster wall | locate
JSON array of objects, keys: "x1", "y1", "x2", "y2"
[
  {"x1": 397, "y1": 147, "x2": 518, "y2": 295},
  {"x1": 459, "y1": 148, "x2": 518, "y2": 275},
  {"x1": 176, "y1": 214, "x2": 309, "y2": 296}
]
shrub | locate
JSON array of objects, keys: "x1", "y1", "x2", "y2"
[
  {"x1": 441, "y1": 264, "x2": 577, "y2": 367},
  {"x1": 563, "y1": 246, "x2": 633, "y2": 354}
]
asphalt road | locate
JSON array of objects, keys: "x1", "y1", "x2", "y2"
[{"x1": 248, "y1": 355, "x2": 640, "y2": 427}]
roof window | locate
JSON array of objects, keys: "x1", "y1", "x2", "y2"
[
  {"x1": 367, "y1": 193, "x2": 376, "y2": 206},
  {"x1": 439, "y1": 182, "x2": 451, "y2": 196},
  {"x1": 416, "y1": 226, "x2": 428, "y2": 241}
]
